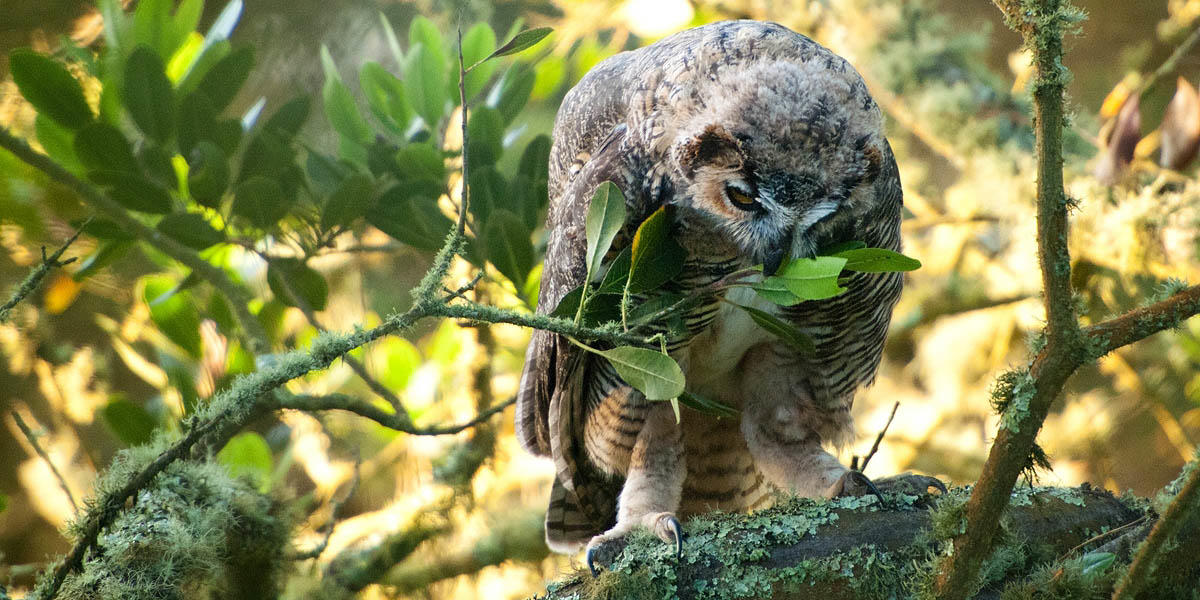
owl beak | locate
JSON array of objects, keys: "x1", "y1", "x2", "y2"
[{"x1": 762, "y1": 244, "x2": 787, "y2": 276}]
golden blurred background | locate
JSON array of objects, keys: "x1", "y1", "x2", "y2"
[{"x1": 2, "y1": 0, "x2": 1199, "y2": 598}]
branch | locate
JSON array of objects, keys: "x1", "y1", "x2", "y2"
[
  {"x1": 279, "y1": 393, "x2": 515, "y2": 436},
  {"x1": 1136, "y1": 22, "x2": 1200, "y2": 102},
  {"x1": 325, "y1": 506, "x2": 450, "y2": 592},
  {"x1": 1081, "y1": 284, "x2": 1200, "y2": 355},
  {"x1": 542, "y1": 487, "x2": 1147, "y2": 600},
  {"x1": 1113, "y1": 459, "x2": 1200, "y2": 599},
  {"x1": 11, "y1": 411, "x2": 78, "y2": 511},
  {"x1": 0, "y1": 128, "x2": 271, "y2": 353},
  {"x1": 0, "y1": 225, "x2": 84, "y2": 323}
]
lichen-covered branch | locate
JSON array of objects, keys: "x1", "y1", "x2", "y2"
[
  {"x1": 0, "y1": 225, "x2": 83, "y2": 323},
  {"x1": 325, "y1": 509, "x2": 449, "y2": 593},
  {"x1": 1112, "y1": 458, "x2": 1200, "y2": 600},
  {"x1": 1082, "y1": 284, "x2": 1200, "y2": 356},
  {"x1": 383, "y1": 507, "x2": 548, "y2": 593},
  {"x1": 0, "y1": 128, "x2": 271, "y2": 353},
  {"x1": 539, "y1": 487, "x2": 1149, "y2": 600}
]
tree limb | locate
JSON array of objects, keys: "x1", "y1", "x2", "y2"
[
  {"x1": 279, "y1": 393, "x2": 515, "y2": 436},
  {"x1": 1113, "y1": 459, "x2": 1200, "y2": 600}
]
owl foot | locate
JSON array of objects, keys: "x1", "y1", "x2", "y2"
[
  {"x1": 585, "y1": 512, "x2": 684, "y2": 576},
  {"x1": 825, "y1": 471, "x2": 946, "y2": 508}
]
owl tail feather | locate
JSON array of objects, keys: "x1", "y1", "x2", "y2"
[{"x1": 544, "y1": 477, "x2": 606, "y2": 553}]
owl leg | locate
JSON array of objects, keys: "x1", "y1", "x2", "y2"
[
  {"x1": 585, "y1": 402, "x2": 685, "y2": 574},
  {"x1": 740, "y1": 392, "x2": 852, "y2": 498}
]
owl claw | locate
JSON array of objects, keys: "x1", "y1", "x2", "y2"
[
  {"x1": 586, "y1": 546, "x2": 601, "y2": 577},
  {"x1": 664, "y1": 515, "x2": 684, "y2": 560}
]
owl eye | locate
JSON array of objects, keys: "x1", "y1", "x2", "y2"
[{"x1": 723, "y1": 182, "x2": 760, "y2": 211}]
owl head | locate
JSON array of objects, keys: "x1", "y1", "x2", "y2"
[{"x1": 666, "y1": 59, "x2": 888, "y2": 274}]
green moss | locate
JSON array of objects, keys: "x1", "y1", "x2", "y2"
[{"x1": 55, "y1": 459, "x2": 293, "y2": 600}]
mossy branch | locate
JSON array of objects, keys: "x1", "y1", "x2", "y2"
[
  {"x1": 0, "y1": 127, "x2": 271, "y2": 353},
  {"x1": 0, "y1": 224, "x2": 84, "y2": 323},
  {"x1": 1112, "y1": 457, "x2": 1200, "y2": 600},
  {"x1": 279, "y1": 393, "x2": 515, "y2": 436}
]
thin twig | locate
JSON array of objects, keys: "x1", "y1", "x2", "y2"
[
  {"x1": 0, "y1": 128, "x2": 271, "y2": 353},
  {"x1": 0, "y1": 223, "x2": 86, "y2": 323},
  {"x1": 280, "y1": 394, "x2": 516, "y2": 436},
  {"x1": 1136, "y1": 22, "x2": 1200, "y2": 102},
  {"x1": 291, "y1": 461, "x2": 360, "y2": 561},
  {"x1": 858, "y1": 402, "x2": 900, "y2": 473},
  {"x1": 11, "y1": 411, "x2": 78, "y2": 511}
]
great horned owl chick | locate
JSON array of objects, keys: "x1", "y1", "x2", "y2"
[{"x1": 517, "y1": 20, "x2": 937, "y2": 565}]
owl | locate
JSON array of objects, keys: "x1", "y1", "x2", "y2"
[{"x1": 517, "y1": 20, "x2": 938, "y2": 567}]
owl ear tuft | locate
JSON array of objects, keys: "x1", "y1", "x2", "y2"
[{"x1": 676, "y1": 124, "x2": 742, "y2": 177}]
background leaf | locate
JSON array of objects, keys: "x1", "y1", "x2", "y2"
[
  {"x1": 9, "y1": 49, "x2": 93, "y2": 129},
  {"x1": 101, "y1": 399, "x2": 158, "y2": 446},
  {"x1": 124, "y1": 46, "x2": 176, "y2": 143},
  {"x1": 321, "y1": 173, "x2": 375, "y2": 230},
  {"x1": 157, "y1": 212, "x2": 224, "y2": 249},
  {"x1": 217, "y1": 432, "x2": 273, "y2": 492},
  {"x1": 484, "y1": 209, "x2": 534, "y2": 288}
]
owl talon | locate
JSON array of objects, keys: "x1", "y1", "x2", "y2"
[
  {"x1": 666, "y1": 515, "x2": 684, "y2": 559},
  {"x1": 586, "y1": 546, "x2": 601, "y2": 577}
]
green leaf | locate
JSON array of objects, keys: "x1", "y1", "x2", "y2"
[
  {"x1": 584, "y1": 182, "x2": 627, "y2": 280},
  {"x1": 131, "y1": 0, "x2": 171, "y2": 57},
  {"x1": 76, "y1": 217, "x2": 134, "y2": 241},
  {"x1": 186, "y1": 140, "x2": 230, "y2": 207},
  {"x1": 519, "y1": 134, "x2": 551, "y2": 181},
  {"x1": 263, "y1": 95, "x2": 311, "y2": 138},
  {"x1": 217, "y1": 431, "x2": 273, "y2": 492},
  {"x1": 486, "y1": 27, "x2": 552, "y2": 61},
  {"x1": 531, "y1": 55, "x2": 566, "y2": 100},
  {"x1": 321, "y1": 173, "x2": 375, "y2": 230},
  {"x1": 459, "y1": 22, "x2": 498, "y2": 100},
  {"x1": 203, "y1": 0, "x2": 243, "y2": 49},
  {"x1": 393, "y1": 143, "x2": 445, "y2": 182},
  {"x1": 196, "y1": 46, "x2": 254, "y2": 112},
  {"x1": 73, "y1": 240, "x2": 132, "y2": 280},
  {"x1": 596, "y1": 247, "x2": 632, "y2": 294},
  {"x1": 321, "y1": 49, "x2": 370, "y2": 148},
  {"x1": 75, "y1": 122, "x2": 137, "y2": 173},
  {"x1": 1079, "y1": 551, "x2": 1116, "y2": 575},
  {"x1": 467, "y1": 166, "x2": 507, "y2": 225},
  {"x1": 592, "y1": 346, "x2": 684, "y2": 401},
  {"x1": 102, "y1": 399, "x2": 158, "y2": 446},
  {"x1": 484, "y1": 209, "x2": 534, "y2": 288},
  {"x1": 466, "y1": 106, "x2": 504, "y2": 167},
  {"x1": 176, "y1": 39, "x2": 231, "y2": 98},
  {"x1": 177, "y1": 91, "x2": 218, "y2": 156},
  {"x1": 754, "y1": 256, "x2": 848, "y2": 304},
  {"x1": 733, "y1": 303, "x2": 815, "y2": 354},
  {"x1": 374, "y1": 337, "x2": 421, "y2": 391},
  {"x1": 157, "y1": 212, "x2": 224, "y2": 249},
  {"x1": 360, "y1": 62, "x2": 412, "y2": 135},
  {"x1": 35, "y1": 114, "x2": 82, "y2": 173},
  {"x1": 378, "y1": 12, "x2": 404, "y2": 67},
  {"x1": 628, "y1": 206, "x2": 686, "y2": 293},
  {"x1": 367, "y1": 185, "x2": 453, "y2": 252},
  {"x1": 237, "y1": 130, "x2": 296, "y2": 186},
  {"x1": 819, "y1": 240, "x2": 866, "y2": 255},
  {"x1": 486, "y1": 64, "x2": 535, "y2": 124},
  {"x1": 678, "y1": 391, "x2": 738, "y2": 418},
  {"x1": 267, "y1": 259, "x2": 328, "y2": 311},
  {"x1": 408, "y1": 17, "x2": 446, "y2": 65},
  {"x1": 124, "y1": 46, "x2": 176, "y2": 142},
  {"x1": 168, "y1": 0, "x2": 204, "y2": 57},
  {"x1": 106, "y1": 173, "x2": 174, "y2": 214},
  {"x1": 232, "y1": 176, "x2": 289, "y2": 228},
  {"x1": 143, "y1": 274, "x2": 202, "y2": 356},
  {"x1": 402, "y1": 43, "x2": 448, "y2": 129},
  {"x1": 9, "y1": 49, "x2": 93, "y2": 129},
  {"x1": 835, "y1": 247, "x2": 922, "y2": 273}
]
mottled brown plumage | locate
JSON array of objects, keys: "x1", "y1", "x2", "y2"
[{"x1": 517, "y1": 20, "x2": 920, "y2": 559}]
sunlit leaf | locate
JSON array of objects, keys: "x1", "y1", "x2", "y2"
[
  {"x1": 584, "y1": 182, "x2": 626, "y2": 280},
  {"x1": 102, "y1": 399, "x2": 158, "y2": 446},
  {"x1": 628, "y1": 206, "x2": 686, "y2": 293},
  {"x1": 177, "y1": 39, "x2": 231, "y2": 98},
  {"x1": 374, "y1": 337, "x2": 422, "y2": 392},
  {"x1": 592, "y1": 345, "x2": 684, "y2": 401},
  {"x1": 484, "y1": 209, "x2": 534, "y2": 288},
  {"x1": 43, "y1": 273, "x2": 82, "y2": 315},
  {"x1": 9, "y1": 49, "x2": 93, "y2": 129},
  {"x1": 360, "y1": 62, "x2": 412, "y2": 135},
  {"x1": 131, "y1": 0, "x2": 171, "y2": 58},
  {"x1": 35, "y1": 114, "x2": 82, "y2": 173},
  {"x1": 217, "y1": 432, "x2": 273, "y2": 492},
  {"x1": 157, "y1": 212, "x2": 224, "y2": 249},
  {"x1": 754, "y1": 256, "x2": 847, "y2": 304},
  {"x1": 459, "y1": 22, "x2": 498, "y2": 100},
  {"x1": 486, "y1": 27, "x2": 552, "y2": 61},
  {"x1": 143, "y1": 274, "x2": 203, "y2": 357},
  {"x1": 531, "y1": 55, "x2": 566, "y2": 100},
  {"x1": 835, "y1": 247, "x2": 921, "y2": 272}
]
